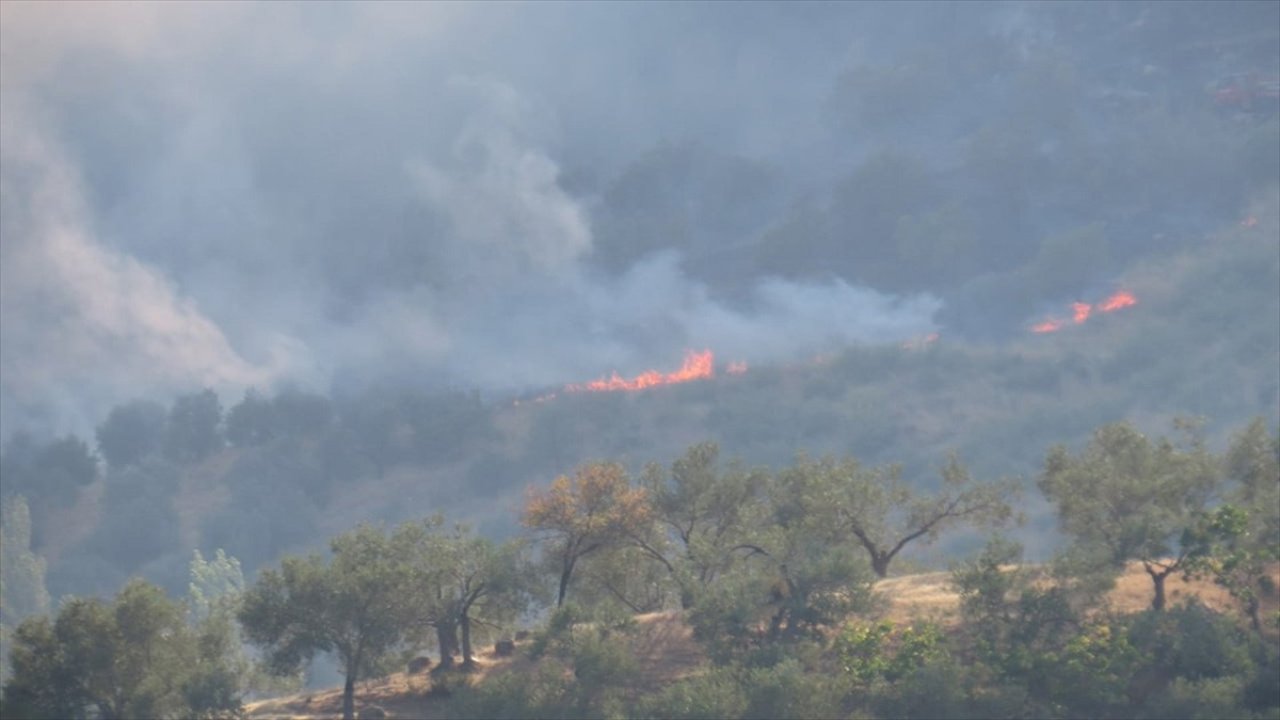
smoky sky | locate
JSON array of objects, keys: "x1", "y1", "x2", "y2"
[{"x1": 1, "y1": 2, "x2": 974, "y2": 437}]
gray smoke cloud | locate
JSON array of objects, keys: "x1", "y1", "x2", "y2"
[{"x1": 0, "y1": 2, "x2": 943, "y2": 438}]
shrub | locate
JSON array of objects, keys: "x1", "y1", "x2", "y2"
[{"x1": 633, "y1": 667, "x2": 748, "y2": 720}]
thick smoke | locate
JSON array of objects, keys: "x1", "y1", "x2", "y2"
[{"x1": 0, "y1": 3, "x2": 941, "y2": 437}]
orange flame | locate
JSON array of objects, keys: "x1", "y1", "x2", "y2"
[
  {"x1": 1031, "y1": 318, "x2": 1063, "y2": 334},
  {"x1": 726, "y1": 360, "x2": 748, "y2": 375},
  {"x1": 566, "y1": 349, "x2": 715, "y2": 393},
  {"x1": 1072, "y1": 302, "x2": 1092, "y2": 324},
  {"x1": 1098, "y1": 290, "x2": 1137, "y2": 313},
  {"x1": 1031, "y1": 291, "x2": 1137, "y2": 335}
]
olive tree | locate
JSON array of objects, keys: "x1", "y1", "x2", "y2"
[
  {"x1": 1039, "y1": 421, "x2": 1220, "y2": 611},
  {"x1": 783, "y1": 452, "x2": 1018, "y2": 578},
  {"x1": 238, "y1": 524, "x2": 419, "y2": 720}
]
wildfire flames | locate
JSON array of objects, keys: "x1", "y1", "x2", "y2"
[
  {"x1": 564, "y1": 349, "x2": 752, "y2": 393},
  {"x1": 1031, "y1": 319, "x2": 1063, "y2": 334},
  {"x1": 1071, "y1": 302, "x2": 1092, "y2": 324},
  {"x1": 513, "y1": 350, "x2": 748, "y2": 405},
  {"x1": 515, "y1": 289, "x2": 1138, "y2": 407},
  {"x1": 1097, "y1": 290, "x2": 1137, "y2": 313},
  {"x1": 1031, "y1": 290, "x2": 1137, "y2": 334}
]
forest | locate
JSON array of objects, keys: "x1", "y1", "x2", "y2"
[{"x1": 1, "y1": 2, "x2": 1278, "y2": 718}]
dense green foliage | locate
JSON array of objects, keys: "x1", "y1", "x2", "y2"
[{"x1": 1, "y1": 579, "x2": 243, "y2": 720}]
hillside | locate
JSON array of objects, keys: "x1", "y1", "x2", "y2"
[
  {"x1": 244, "y1": 561, "x2": 1280, "y2": 720},
  {"x1": 10, "y1": 191, "x2": 1272, "y2": 605}
]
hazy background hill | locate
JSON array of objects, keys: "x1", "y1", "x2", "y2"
[{"x1": 0, "y1": 0, "x2": 1277, "y2": 615}]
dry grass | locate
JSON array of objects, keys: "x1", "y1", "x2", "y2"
[{"x1": 876, "y1": 561, "x2": 1280, "y2": 635}]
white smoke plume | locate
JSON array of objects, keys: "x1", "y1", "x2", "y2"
[{"x1": 0, "y1": 3, "x2": 940, "y2": 437}]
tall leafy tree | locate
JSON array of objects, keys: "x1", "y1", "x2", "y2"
[
  {"x1": 1, "y1": 435, "x2": 98, "y2": 510},
  {"x1": 409, "y1": 525, "x2": 537, "y2": 669},
  {"x1": 164, "y1": 390, "x2": 224, "y2": 463},
  {"x1": 1039, "y1": 421, "x2": 1221, "y2": 610},
  {"x1": 187, "y1": 549, "x2": 245, "y2": 625},
  {"x1": 96, "y1": 401, "x2": 167, "y2": 471},
  {"x1": 0, "y1": 497, "x2": 50, "y2": 628},
  {"x1": 522, "y1": 462, "x2": 652, "y2": 607},
  {"x1": 2, "y1": 578, "x2": 242, "y2": 720},
  {"x1": 224, "y1": 390, "x2": 277, "y2": 448},
  {"x1": 687, "y1": 463, "x2": 876, "y2": 658},
  {"x1": 780, "y1": 452, "x2": 1018, "y2": 578},
  {"x1": 238, "y1": 524, "x2": 419, "y2": 720},
  {"x1": 1, "y1": 496, "x2": 50, "y2": 681},
  {"x1": 638, "y1": 442, "x2": 768, "y2": 608},
  {"x1": 1183, "y1": 418, "x2": 1280, "y2": 632}
]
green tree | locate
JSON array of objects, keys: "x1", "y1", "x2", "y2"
[
  {"x1": 238, "y1": 523, "x2": 419, "y2": 720},
  {"x1": 187, "y1": 548, "x2": 300, "y2": 702},
  {"x1": 782, "y1": 452, "x2": 1017, "y2": 578},
  {"x1": 224, "y1": 390, "x2": 276, "y2": 448},
  {"x1": 1039, "y1": 421, "x2": 1221, "y2": 610},
  {"x1": 0, "y1": 497, "x2": 50, "y2": 680},
  {"x1": 0, "y1": 497, "x2": 50, "y2": 628},
  {"x1": 187, "y1": 549, "x2": 245, "y2": 625},
  {"x1": 637, "y1": 442, "x2": 768, "y2": 609},
  {"x1": 1183, "y1": 418, "x2": 1280, "y2": 633},
  {"x1": 0, "y1": 435, "x2": 98, "y2": 509},
  {"x1": 950, "y1": 537, "x2": 1100, "y2": 716},
  {"x1": 401, "y1": 521, "x2": 537, "y2": 670},
  {"x1": 2, "y1": 578, "x2": 243, "y2": 720},
  {"x1": 164, "y1": 390, "x2": 223, "y2": 463},
  {"x1": 689, "y1": 464, "x2": 877, "y2": 657},
  {"x1": 96, "y1": 401, "x2": 167, "y2": 470}
]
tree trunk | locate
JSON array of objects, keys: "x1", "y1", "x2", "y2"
[
  {"x1": 871, "y1": 552, "x2": 891, "y2": 579},
  {"x1": 342, "y1": 672, "x2": 356, "y2": 720},
  {"x1": 460, "y1": 612, "x2": 475, "y2": 669},
  {"x1": 436, "y1": 622, "x2": 459, "y2": 670},
  {"x1": 1149, "y1": 569, "x2": 1168, "y2": 611},
  {"x1": 1247, "y1": 596, "x2": 1262, "y2": 634},
  {"x1": 557, "y1": 556, "x2": 576, "y2": 608},
  {"x1": 767, "y1": 606, "x2": 787, "y2": 641}
]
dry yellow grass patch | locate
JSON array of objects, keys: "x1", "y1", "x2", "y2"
[
  {"x1": 876, "y1": 561, "x2": 1280, "y2": 633},
  {"x1": 629, "y1": 610, "x2": 707, "y2": 686},
  {"x1": 874, "y1": 570, "x2": 965, "y2": 625}
]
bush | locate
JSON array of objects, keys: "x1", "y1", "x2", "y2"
[
  {"x1": 1143, "y1": 676, "x2": 1257, "y2": 720},
  {"x1": 834, "y1": 620, "x2": 947, "y2": 685},
  {"x1": 867, "y1": 656, "x2": 991, "y2": 720},
  {"x1": 633, "y1": 667, "x2": 748, "y2": 720},
  {"x1": 741, "y1": 658, "x2": 844, "y2": 720},
  {"x1": 447, "y1": 661, "x2": 576, "y2": 720},
  {"x1": 569, "y1": 629, "x2": 639, "y2": 693},
  {"x1": 1125, "y1": 602, "x2": 1258, "y2": 682}
]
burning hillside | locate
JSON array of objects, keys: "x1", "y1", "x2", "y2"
[
  {"x1": 565, "y1": 349, "x2": 742, "y2": 393},
  {"x1": 1031, "y1": 290, "x2": 1138, "y2": 334}
]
